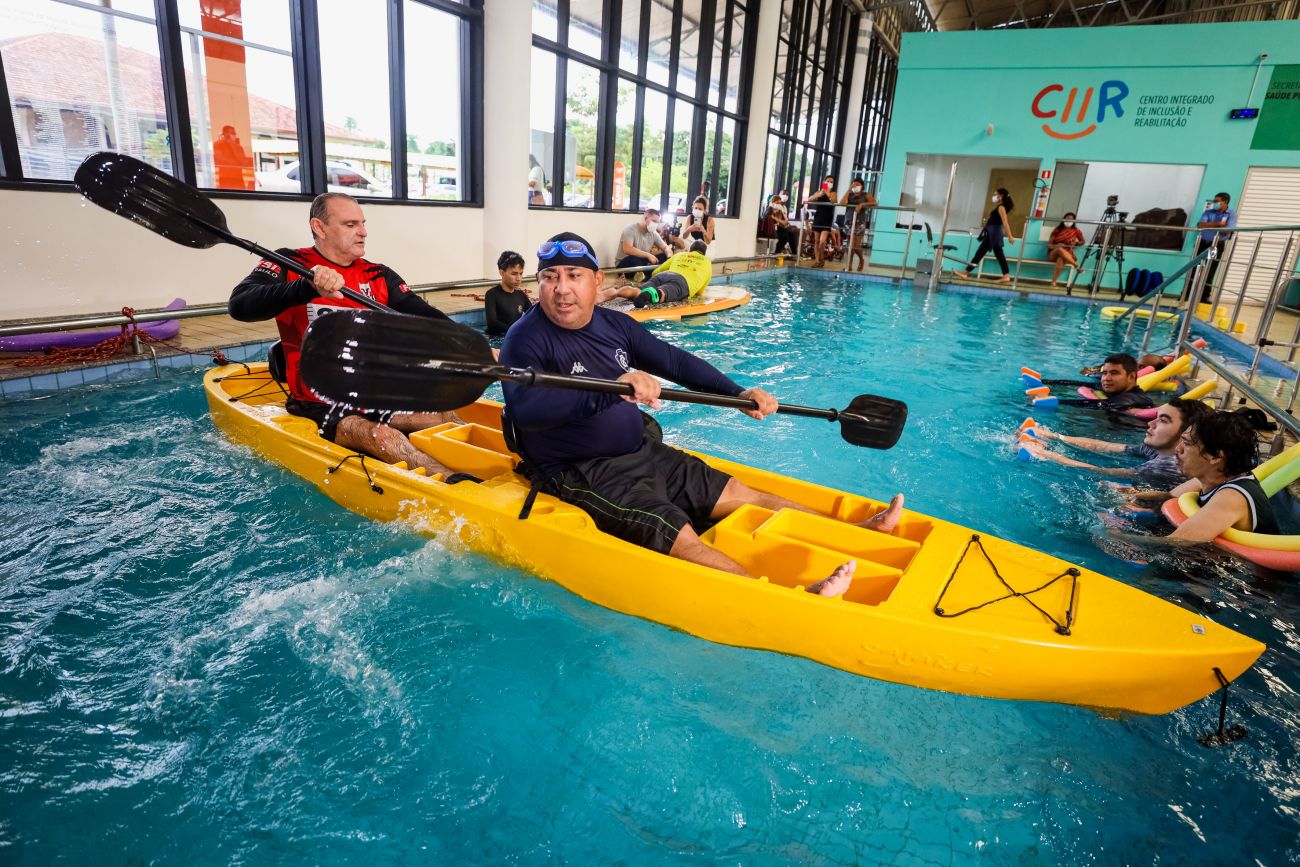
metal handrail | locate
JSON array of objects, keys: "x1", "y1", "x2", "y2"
[
  {"x1": 1181, "y1": 340, "x2": 1300, "y2": 438},
  {"x1": 0, "y1": 254, "x2": 779, "y2": 339}
]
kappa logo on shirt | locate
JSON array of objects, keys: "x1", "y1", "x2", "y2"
[{"x1": 571, "y1": 361, "x2": 588, "y2": 374}]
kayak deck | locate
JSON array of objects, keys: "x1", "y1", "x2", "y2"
[{"x1": 206, "y1": 363, "x2": 1264, "y2": 715}]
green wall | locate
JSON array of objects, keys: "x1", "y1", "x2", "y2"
[{"x1": 875, "y1": 20, "x2": 1300, "y2": 284}]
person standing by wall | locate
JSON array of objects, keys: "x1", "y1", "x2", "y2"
[
  {"x1": 961, "y1": 188, "x2": 1016, "y2": 284},
  {"x1": 804, "y1": 174, "x2": 838, "y2": 268},
  {"x1": 1192, "y1": 192, "x2": 1235, "y2": 302},
  {"x1": 840, "y1": 177, "x2": 876, "y2": 272},
  {"x1": 1047, "y1": 212, "x2": 1085, "y2": 288}
]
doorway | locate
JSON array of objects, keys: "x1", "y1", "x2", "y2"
[
  {"x1": 1219, "y1": 166, "x2": 1300, "y2": 304},
  {"x1": 983, "y1": 169, "x2": 1036, "y2": 238}
]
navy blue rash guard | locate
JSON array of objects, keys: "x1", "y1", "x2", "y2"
[{"x1": 500, "y1": 305, "x2": 745, "y2": 472}]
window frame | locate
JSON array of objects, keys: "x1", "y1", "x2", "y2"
[
  {"x1": 530, "y1": 0, "x2": 755, "y2": 215},
  {"x1": 0, "y1": 0, "x2": 485, "y2": 207}
]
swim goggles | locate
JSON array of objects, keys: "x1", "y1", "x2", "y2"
[{"x1": 537, "y1": 239, "x2": 600, "y2": 268}]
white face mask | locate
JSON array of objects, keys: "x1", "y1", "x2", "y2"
[
  {"x1": 1065, "y1": 221, "x2": 1075, "y2": 227},
  {"x1": 647, "y1": 220, "x2": 658, "y2": 230},
  {"x1": 693, "y1": 207, "x2": 704, "y2": 219},
  {"x1": 991, "y1": 195, "x2": 1000, "y2": 203},
  {"x1": 852, "y1": 186, "x2": 863, "y2": 193}
]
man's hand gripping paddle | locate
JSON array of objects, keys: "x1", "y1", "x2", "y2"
[
  {"x1": 298, "y1": 310, "x2": 908, "y2": 450},
  {"x1": 73, "y1": 151, "x2": 389, "y2": 312}
]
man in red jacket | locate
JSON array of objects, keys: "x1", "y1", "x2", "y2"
[{"x1": 230, "y1": 192, "x2": 458, "y2": 476}]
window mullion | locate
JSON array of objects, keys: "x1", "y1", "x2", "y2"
[
  {"x1": 154, "y1": 0, "x2": 194, "y2": 184},
  {"x1": 388, "y1": 0, "x2": 408, "y2": 199},
  {"x1": 289, "y1": 0, "x2": 327, "y2": 194},
  {"x1": 0, "y1": 47, "x2": 22, "y2": 179}
]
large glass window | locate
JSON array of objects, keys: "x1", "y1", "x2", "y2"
[
  {"x1": 530, "y1": 0, "x2": 753, "y2": 212},
  {"x1": 763, "y1": 0, "x2": 856, "y2": 214},
  {"x1": 176, "y1": 1, "x2": 296, "y2": 192},
  {"x1": 317, "y1": 0, "x2": 392, "y2": 198},
  {"x1": 0, "y1": 0, "x2": 482, "y2": 205},
  {"x1": 0, "y1": 1, "x2": 169, "y2": 181},
  {"x1": 405, "y1": 2, "x2": 463, "y2": 201}
]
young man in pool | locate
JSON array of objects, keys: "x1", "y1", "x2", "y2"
[
  {"x1": 1050, "y1": 354, "x2": 1155, "y2": 415},
  {"x1": 597, "y1": 241, "x2": 711, "y2": 308},
  {"x1": 1165, "y1": 411, "x2": 1278, "y2": 541},
  {"x1": 1025, "y1": 397, "x2": 1212, "y2": 488},
  {"x1": 228, "y1": 192, "x2": 461, "y2": 477},
  {"x1": 499, "y1": 231, "x2": 905, "y2": 597}
]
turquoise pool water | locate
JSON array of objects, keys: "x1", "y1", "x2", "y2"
[{"x1": 2, "y1": 272, "x2": 1297, "y2": 864}]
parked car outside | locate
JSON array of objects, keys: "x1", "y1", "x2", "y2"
[
  {"x1": 638, "y1": 193, "x2": 686, "y2": 216},
  {"x1": 256, "y1": 160, "x2": 391, "y2": 196}
]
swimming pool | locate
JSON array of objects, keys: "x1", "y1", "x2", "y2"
[{"x1": 2, "y1": 271, "x2": 1296, "y2": 863}]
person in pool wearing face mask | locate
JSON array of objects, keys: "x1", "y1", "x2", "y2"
[
  {"x1": 1047, "y1": 212, "x2": 1085, "y2": 288},
  {"x1": 499, "y1": 232, "x2": 906, "y2": 596},
  {"x1": 681, "y1": 196, "x2": 715, "y2": 251},
  {"x1": 960, "y1": 189, "x2": 1017, "y2": 283},
  {"x1": 617, "y1": 207, "x2": 674, "y2": 281},
  {"x1": 1191, "y1": 192, "x2": 1236, "y2": 302},
  {"x1": 839, "y1": 178, "x2": 877, "y2": 272}
]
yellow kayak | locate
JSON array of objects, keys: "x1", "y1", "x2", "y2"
[
  {"x1": 205, "y1": 363, "x2": 1263, "y2": 715},
  {"x1": 613, "y1": 284, "x2": 751, "y2": 322}
]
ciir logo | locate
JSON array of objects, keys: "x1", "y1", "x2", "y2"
[{"x1": 1032, "y1": 80, "x2": 1129, "y2": 139}]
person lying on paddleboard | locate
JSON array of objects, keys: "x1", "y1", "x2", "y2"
[
  {"x1": 229, "y1": 192, "x2": 462, "y2": 477},
  {"x1": 1164, "y1": 411, "x2": 1279, "y2": 541},
  {"x1": 499, "y1": 231, "x2": 905, "y2": 597},
  {"x1": 597, "y1": 241, "x2": 712, "y2": 309},
  {"x1": 1024, "y1": 397, "x2": 1211, "y2": 489}
]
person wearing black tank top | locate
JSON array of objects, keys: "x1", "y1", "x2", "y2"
[
  {"x1": 961, "y1": 188, "x2": 1017, "y2": 283},
  {"x1": 1167, "y1": 412, "x2": 1278, "y2": 541}
]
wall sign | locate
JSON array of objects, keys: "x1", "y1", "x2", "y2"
[{"x1": 1251, "y1": 65, "x2": 1300, "y2": 150}]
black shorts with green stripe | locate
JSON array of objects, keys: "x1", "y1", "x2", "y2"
[{"x1": 551, "y1": 437, "x2": 731, "y2": 555}]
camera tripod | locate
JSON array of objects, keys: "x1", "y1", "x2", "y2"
[{"x1": 1066, "y1": 205, "x2": 1128, "y2": 296}]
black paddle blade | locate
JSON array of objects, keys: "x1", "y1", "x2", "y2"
[
  {"x1": 74, "y1": 151, "x2": 231, "y2": 249},
  {"x1": 838, "y1": 394, "x2": 907, "y2": 449},
  {"x1": 300, "y1": 309, "x2": 495, "y2": 412}
]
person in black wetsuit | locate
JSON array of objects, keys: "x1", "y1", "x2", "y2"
[
  {"x1": 961, "y1": 188, "x2": 1017, "y2": 283},
  {"x1": 500, "y1": 231, "x2": 907, "y2": 598},
  {"x1": 1167, "y1": 411, "x2": 1278, "y2": 541},
  {"x1": 484, "y1": 250, "x2": 532, "y2": 336},
  {"x1": 1047, "y1": 353, "x2": 1155, "y2": 415}
]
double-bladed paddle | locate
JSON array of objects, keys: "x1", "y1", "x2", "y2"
[
  {"x1": 299, "y1": 310, "x2": 908, "y2": 449},
  {"x1": 73, "y1": 151, "x2": 388, "y2": 313}
]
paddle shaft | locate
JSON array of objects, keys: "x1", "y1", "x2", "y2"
[
  {"x1": 178, "y1": 211, "x2": 389, "y2": 313},
  {"x1": 453, "y1": 363, "x2": 847, "y2": 422}
]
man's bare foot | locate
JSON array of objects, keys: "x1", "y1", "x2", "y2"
[
  {"x1": 861, "y1": 493, "x2": 904, "y2": 533},
  {"x1": 807, "y1": 560, "x2": 855, "y2": 597}
]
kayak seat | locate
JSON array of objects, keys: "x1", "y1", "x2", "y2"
[
  {"x1": 268, "y1": 340, "x2": 288, "y2": 383},
  {"x1": 700, "y1": 505, "x2": 916, "y2": 605},
  {"x1": 409, "y1": 422, "x2": 516, "y2": 479}
]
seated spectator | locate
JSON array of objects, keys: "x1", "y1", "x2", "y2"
[
  {"x1": 484, "y1": 250, "x2": 533, "y2": 336},
  {"x1": 1025, "y1": 397, "x2": 1211, "y2": 488},
  {"x1": 617, "y1": 208, "x2": 673, "y2": 281},
  {"x1": 764, "y1": 194, "x2": 798, "y2": 255},
  {"x1": 1166, "y1": 411, "x2": 1278, "y2": 540},
  {"x1": 682, "y1": 196, "x2": 716, "y2": 251},
  {"x1": 1047, "y1": 212, "x2": 1085, "y2": 288}
]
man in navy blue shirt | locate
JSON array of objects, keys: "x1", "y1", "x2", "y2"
[
  {"x1": 501, "y1": 231, "x2": 904, "y2": 597},
  {"x1": 1192, "y1": 192, "x2": 1235, "y2": 302}
]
